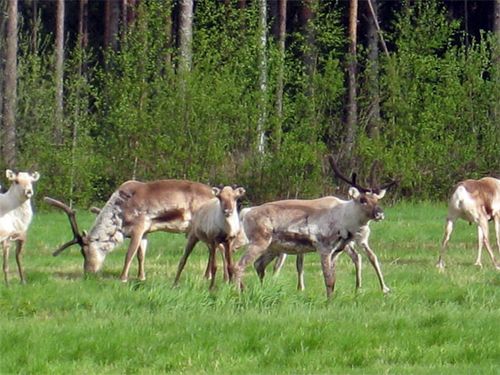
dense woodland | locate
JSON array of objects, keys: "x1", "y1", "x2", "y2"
[{"x1": 0, "y1": 0, "x2": 499, "y2": 206}]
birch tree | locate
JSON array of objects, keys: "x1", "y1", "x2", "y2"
[
  {"x1": 2, "y1": 0, "x2": 18, "y2": 167},
  {"x1": 345, "y1": 0, "x2": 358, "y2": 160},
  {"x1": 54, "y1": 0, "x2": 65, "y2": 144}
]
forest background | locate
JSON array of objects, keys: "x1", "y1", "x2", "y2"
[{"x1": 0, "y1": 0, "x2": 499, "y2": 207}]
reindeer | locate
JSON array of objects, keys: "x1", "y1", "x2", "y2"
[
  {"x1": 0, "y1": 170, "x2": 40, "y2": 284},
  {"x1": 173, "y1": 185, "x2": 246, "y2": 289},
  {"x1": 232, "y1": 156, "x2": 394, "y2": 299},
  {"x1": 438, "y1": 177, "x2": 500, "y2": 270},
  {"x1": 259, "y1": 161, "x2": 393, "y2": 294},
  {"x1": 45, "y1": 179, "x2": 218, "y2": 282}
]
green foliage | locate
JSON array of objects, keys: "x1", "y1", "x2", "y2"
[
  {"x1": 9, "y1": 0, "x2": 500, "y2": 205},
  {"x1": 356, "y1": 1, "x2": 499, "y2": 199}
]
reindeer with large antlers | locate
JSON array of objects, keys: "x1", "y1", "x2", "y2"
[
  {"x1": 261, "y1": 160, "x2": 394, "y2": 293},
  {"x1": 45, "y1": 179, "x2": 218, "y2": 281},
  {"x1": 232, "y1": 156, "x2": 395, "y2": 299}
]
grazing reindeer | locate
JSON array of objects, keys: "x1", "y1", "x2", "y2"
[
  {"x1": 232, "y1": 156, "x2": 394, "y2": 299},
  {"x1": 45, "y1": 179, "x2": 217, "y2": 281},
  {"x1": 438, "y1": 177, "x2": 500, "y2": 270},
  {"x1": 173, "y1": 185, "x2": 246, "y2": 288},
  {"x1": 0, "y1": 170, "x2": 40, "y2": 284}
]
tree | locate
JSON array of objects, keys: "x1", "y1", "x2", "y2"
[
  {"x1": 274, "y1": 0, "x2": 287, "y2": 151},
  {"x1": 364, "y1": 0, "x2": 380, "y2": 139},
  {"x1": 345, "y1": 0, "x2": 358, "y2": 161},
  {"x1": 54, "y1": 0, "x2": 65, "y2": 144},
  {"x1": 179, "y1": 0, "x2": 193, "y2": 73},
  {"x1": 257, "y1": 0, "x2": 267, "y2": 154},
  {"x1": 104, "y1": 0, "x2": 120, "y2": 50},
  {"x1": 2, "y1": 0, "x2": 18, "y2": 168}
]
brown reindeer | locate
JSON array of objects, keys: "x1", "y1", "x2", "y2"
[
  {"x1": 45, "y1": 179, "x2": 218, "y2": 281},
  {"x1": 173, "y1": 185, "x2": 246, "y2": 289},
  {"x1": 232, "y1": 157, "x2": 394, "y2": 299},
  {"x1": 438, "y1": 177, "x2": 500, "y2": 270}
]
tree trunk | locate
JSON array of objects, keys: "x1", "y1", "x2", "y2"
[
  {"x1": 274, "y1": 0, "x2": 287, "y2": 151},
  {"x1": 365, "y1": 0, "x2": 380, "y2": 139},
  {"x1": 79, "y1": 0, "x2": 89, "y2": 49},
  {"x1": 345, "y1": 0, "x2": 358, "y2": 160},
  {"x1": 54, "y1": 0, "x2": 65, "y2": 144},
  {"x1": 0, "y1": 0, "x2": 6, "y2": 135},
  {"x1": 3, "y1": 0, "x2": 18, "y2": 167},
  {"x1": 104, "y1": 0, "x2": 120, "y2": 49},
  {"x1": 300, "y1": 0, "x2": 316, "y2": 81},
  {"x1": 257, "y1": 0, "x2": 268, "y2": 154},
  {"x1": 179, "y1": 0, "x2": 194, "y2": 74}
]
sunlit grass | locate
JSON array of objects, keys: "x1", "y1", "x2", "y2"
[{"x1": 0, "y1": 202, "x2": 499, "y2": 374}]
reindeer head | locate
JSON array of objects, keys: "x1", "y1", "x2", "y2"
[
  {"x1": 6, "y1": 170, "x2": 40, "y2": 200},
  {"x1": 44, "y1": 197, "x2": 106, "y2": 273},
  {"x1": 329, "y1": 156, "x2": 395, "y2": 222},
  {"x1": 212, "y1": 185, "x2": 246, "y2": 218}
]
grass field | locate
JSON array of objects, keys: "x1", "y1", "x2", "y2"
[{"x1": 1, "y1": 201, "x2": 499, "y2": 374}]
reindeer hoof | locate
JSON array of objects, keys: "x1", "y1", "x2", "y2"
[
  {"x1": 120, "y1": 277, "x2": 128, "y2": 283},
  {"x1": 474, "y1": 262, "x2": 483, "y2": 268},
  {"x1": 382, "y1": 286, "x2": 391, "y2": 294}
]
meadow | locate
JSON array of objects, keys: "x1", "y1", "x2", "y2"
[{"x1": 0, "y1": 201, "x2": 499, "y2": 374}]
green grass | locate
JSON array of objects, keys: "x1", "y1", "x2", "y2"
[{"x1": 1, "y1": 202, "x2": 499, "y2": 374}]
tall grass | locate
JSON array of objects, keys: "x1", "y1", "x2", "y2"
[{"x1": 0, "y1": 202, "x2": 499, "y2": 374}]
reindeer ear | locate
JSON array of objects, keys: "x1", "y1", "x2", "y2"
[
  {"x1": 212, "y1": 187, "x2": 221, "y2": 197},
  {"x1": 348, "y1": 187, "x2": 360, "y2": 199},
  {"x1": 31, "y1": 172, "x2": 40, "y2": 182},
  {"x1": 374, "y1": 189, "x2": 386, "y2": 199},
  {"x1": 235, "y1": 187, "x2": 246, "y2": 198},
  {"x1": 6, "y1": 169, "x2": 16, "y2": 181}
]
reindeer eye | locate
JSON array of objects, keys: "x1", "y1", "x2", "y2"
[{"x1": 360, "y1": 197, "x2": 368, "y2": 205}]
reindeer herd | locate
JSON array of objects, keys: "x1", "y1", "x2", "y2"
[{"x1": 2, "y1": 156, "x2": 500, "y2": 298}]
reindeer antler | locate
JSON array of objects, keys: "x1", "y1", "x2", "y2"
[
  {"x1": 328, "y1": 155, "x2": 397, "y2": 194},
  {"x1": 44, "y1": 197, "x2": 84, "y2": 256},
  {"x1": 328, "y1": 155, "x2": 372, "y2": 193}
]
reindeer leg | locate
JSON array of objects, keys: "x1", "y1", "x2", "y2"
[
  {"x1": 234, "y1": 240, "x2": 270, "y2": 292},
  {"x1": 494, "y1": 215, "x2": 500, "y2": 257},
  {"x1": 475, "y1": 225, "x2": 484, "y2": 267},
  {"x1": 360, "y1": 241, "x2": 390, "y2": 294},
  {"x1": 345, "y1": 245, "x2": 362, "y2": 290},
  {"x1": 208, "y1": 244, "x2": 217, "y2": 290},
  {"x1": 478, "y1": 219, "x2": 500, "y2": 270},
  {"x1": 222, "y1": 241, "x2": 233, "y2": 282},
  {"x1": 296, "y1": 254, "x2": 305, "y2": 291},
  {"x1": 2, "y1": 241, "x2": 10, "y2": 285},
  {"x1": 120, "y1": 225, "x2": 146, "y2": 282},
  {"x1": 173, "y1": 234, "x2": 199, "y2": 286},
  {"x1": 253, "y1": 251, "x2": 278, "y2": 284},
  {"x1": 15, "y1": 238, "x2": 26, "y2": 284},
  {"x1": 136, "y1": 237, "x2": 148, "y2": 281},
  {"x1": 320, "y1": 252, "x2": 334, "y2": 300},
  {"x1": 273, "y1": 253, "x2": 287, "y2": 275},
  {"x1": 438, "y1": 218, "x2": 454, "y2": 270}
]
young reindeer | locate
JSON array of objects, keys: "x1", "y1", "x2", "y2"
[
  {"x1": 0, "y1": 170, "x2": 40, "y2": 284},
  {"x1": 233, "y1": 156, "x2": 394, "y2": 299},
  {"x1": 45, "y1": 179, "x2": 217, "y2": 282},
  {"x1": 438, "y1": 177, "x2": 500, "y2": 270},
  {"x1": 173, "y1": 185, "x2": 246, "y2": 289}
]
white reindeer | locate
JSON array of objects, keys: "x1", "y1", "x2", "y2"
[
  {"x1": 438, "y1": 177, "x2": 500, "y2": 270},
  {"x1": 0, "y1": 169, "x2": 40, "y2": 284},
  {"x1": 173, "y1": 185, "x2": 246, "y2": 289},
  {"x1": 45, "y1": 179, "x2": 219, "y2": 282},
  {"x1": 232, "y1": 157, "x2": 394, "y2": 299}
]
